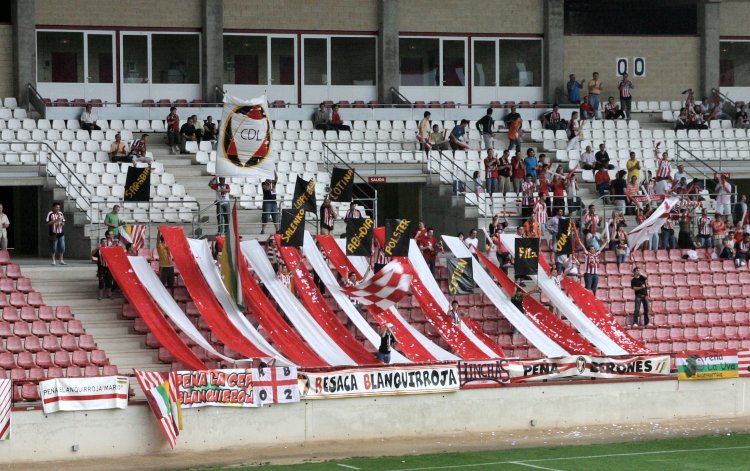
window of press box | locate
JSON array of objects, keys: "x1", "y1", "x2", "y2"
[
  {"x1": 224, "y1": 35, "x2": 268, "y2": 85},
  {"x1": 720, "y1": 42, "x2": 750, "y2": 88},
  {"x1": 37, "y1": 31, "x2": 85, "y2": 83},
  {"x1": 331, "y1": 37, "x2": 376, "y2": 86},
  {"x1": 564, "y1": 0, "x2": 697, "y2": 35},
  {"x1": 499, "y1": 40, "x2": 541, "y2": 87},
  {"x1": 151, "y1": 34, "x2": 200, "y2": 84},
  {"x1": 399, "y1": 38, "x2": 440, "y2": 86}
]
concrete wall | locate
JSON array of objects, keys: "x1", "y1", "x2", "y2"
[
  {"x1": 564, "y1": 36, "x2": 700, "y2": 102},
  {"x1": 720, "y1": 0, "x2": 750, "y2": 37},
  {"x1": 400, "y1": 0, "x2": 543, "y2": 34},
  {"x1": 35, "y1": 0, "x2": 202, "y2": 28},
  {"x1": 2, "y1": 378, "x2": 749, "y2": 466},
  {"x1": 223, "y1": 0, "x2": 378, "y2": 31},
  {"x1": 0, "y1": 25, "x2": 14, "y2": 99}
]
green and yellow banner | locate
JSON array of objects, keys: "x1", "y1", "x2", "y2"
[{"x1": 676, "y1": 350, "x2": 738, "y2": 380}]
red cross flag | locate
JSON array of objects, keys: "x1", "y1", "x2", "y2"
[
  {"x1": 339, "y1": 260, "x2": 413, "y2": 311},
  {"x1": 252, "y1": 366, "x2": 300, "y2": 406}
]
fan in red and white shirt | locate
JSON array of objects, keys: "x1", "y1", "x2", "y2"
[
  {"x1": 654, "y1": 143, "x2": 672, "y2": 181},
  {"x1": 46, "y1": 202, "x2": 66, "y2": 266},
  {"x1": 582, "y1": 205, "x2": 601, "y2": 234},
  {"x1": 576, "y1": 231, "x2": 606, "y2": 294},
  {"x1": 533, "y1": 195, "x2": 548, "y2": 234},
  {"x1": 696, "y1": 209, "x2": 713, "y2": 250}
]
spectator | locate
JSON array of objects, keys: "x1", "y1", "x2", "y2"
[
  {"x1": 594, "y1": 167, "x2": 611, "y2": 197},
  {"x1": 319, "y1": 195, "x2": 337, "y2": 235},
  {"x1": 109, "y1": 133, "x2": 129, "y2": 162},
  {"x1": 104, "y1": 205, "x2": 124, "y2": 239},
  {"x1": 178, "y1": 117, "x2": 197, "y2": 154},
  {"x1": 577, "y1": 234, "x2": 605, "y2": 294},
  {"x1": 604, "y1": 96, "x2": 625, "y2": 120},
  {"x1": 654, "y1": 176, "x2": 672, "y2": 196},
  {"x1": 429, "y1": 124, "x2": 449, "y2": 150},
  {"x1": 579, "y1": 96, "x2": 595, "y2": 120},
  {"x1": 654, "y1": 143, "x2": 671, "y2": 181},
  {"x1": 449, "y1": 119, "x2": 470, "y2": 151},
  {"x1": 580, "y1": 145, "x2": 595, "y2": 170},
  {"x1": 521, "y1": 175, "x2": 536, "y2": 218},
  {"x1": 719, "y1": 231, "x2": 736, "y2": 259},
  {"x1": 673, "y1": 164, "x2": 690, "y2": 184},
  {"x1": 672, "y1": 177, "x2": 690, "y2": 194},
  {"x1": 630, "y1": 267, "x2": 649, "y2": 327},
  {"x1": 203, "y1": 116, "x2": 217, "y2": 142},
  {"x1": 497, "y1": 150, "x2": 512, "y2": 196},
  {"x1": 547, "y1": 207, "x2": 564, "y2": 247},
  {"x1": 698, "y1": 97, "x2": 713, "y2": 120},
  {"x1": 261, "y1": 173, "x2": 279, "y2": 234},
  {"x1": 610, "y1": 170, "x2": 627, "y2": 213},
  {"x1": 129, "y1": 134, "x2": 152, "y2": 163},
  {"x1": 265, "y1": 235, "x2": 280, "y2": 272},
  {"x1": 715, "y1": 173, "x2": 733, "y2": 217},
  {"x1": 344, "y1": 203, "x2": 363, "y2": 222},
  {"x1": 79, "y1": 104, "x2": 100, "y2": 132},
  {"x1": 543, "y1": 104, "x2": 567, "y2": 131},
  {"x1": 661, "y1": 210, "x2": 676, "y2": 250},
  {"x1": 550, "y1": 174, "x2": 566, "y2": 215},
  {"x1": 618, "y1": 73, "x2": 634, "y2": 119},
  {"x1": 46, "y1": 202, "x2": 66, "y2": 266},
  {"x1": 566, "y1": 175, "x2": 582, "y2": 216},
  {"x1": 476, "y1": 108, "x2": 496, "y2": 150},
  {"x1": 166, "y1": 106, "x2": 180, "y2": 154},
  {"x1": 615, "y1": 236, "x2": 628, "y2": 265},
  {"x1": 104, "y1": 230, "x2": 117, "y2": 247},
  {"x1": 156, "y1": 234, "x2": 175, "y2": 289},
  {"x1": 0, "y1": 203, "x2": 8, "y2": 250},
  {"x1": 582, "y1": 204, "x2": 601, "y2": 235},
  {"x1": 505, "y1": 106, "x2": 523, "y2": 153},
  {"x1": 277, "y1": 263, "x2": 294, "y2": 295},
  {"x1": 626, "y1": 151, "x2": 641, "y2": 182},
  {"x1": 567, "y1": 74, "x2": 584, "y2": 104},
  {"x1": 313, "y1": 103, "x2": 330, "y2": 130},
  {"x1": 417, "y1": 111, "x2": 431, "y2": 152},
  {"x1": 472, "y1": 170, "x2": 484, "y2": 195},
  {"x1": 595, "y1": 143, "x2": 614, "y2": 170},
  {"x1": 329, "y1": 104, "x2": 350, "y2": 132},
  {"x1": 92, "y1": 238, "x2": 112, "y2": 300},
  {"x1": 377, "y1": 323, "x2": 397, "y2": 364},
  {"x1": 566, "y1": 111, "x2": 582, "y2": 150},
  {"x1": 677, "y1": 208, "x2": 694, "y2": 249},
  {"x1": 488, "y1": 215, "x2": 507, "y2": 237},
  {"x1": 712, "y1": 215, "x2": 727, "y2": 252},
  {"x1": 736, "y1": 104, "x2": 749, "y2": 129},
  {"x1": 208, "y1": 176, "x2": 231, "y2": 235},
  {"x1": 641, "y1": 170, "x2": 656, "y2": 197},
  {"x1": 418, "y1": 228, "x2": 439, "y2": 274},
  {"x1": 414, "y1": 221, "x2": 428, "y2": 242},
  {"x1": 537, "y1": 170, "x2": 550, "y2": 209},
  {"x1": 587, "y1": 72, "x2": 602, "y2": 118},
  {"x1": 625, "y1": 175, "x2": 641, "y2": 215},
  {"x1": 447, "y1": 300, "x2": 462, "y2": 325},
  {"x1": 524, "y1": 148, "x2": 538, "y2": 180},
  {"x1": 643, "y1": 204, "x2": 660, "y2": 250},
  {"x1": 675, "y1": 107, "x2": 689, "y2": 130},
  {"x1": 736, "y1": 233, "x2": 750, "y2": 268},
  {"x1": 522, "y1": 215, "x2": 541, "y2": 238},
  {"x1": 733, "y1": 194, "x2": 747, "y2": 228},
  {"x1": 483, "y1": 149, "x2": 498, "y2": 195},
  {"x1": 464, "y1": 229, "x2": 479, "y2": 251},
  {"x1": 533, "y1": 194, "x2": 548, "y2": 235},
  {"x1": 689, "y1": 105, "x2": 707, "y2": 129},
  {"x1": 511, "y1": 150, "x2": 526, "y2": 194}
]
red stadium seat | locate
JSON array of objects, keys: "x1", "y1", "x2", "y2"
[
  {"x1": 90, "y1": 349, "x2": 107, "y2": 366},
  {"x1": 189, "y1": 99, "x2": 204, "y2": 108},
  {"x1": 367, "y1": 100, "x2": 380, "y2": 108},
  {"x1": 31, "y1": 320, "x2": 49, "y2": 337},
  {"x1": 5, "y1": 263, "x2": 21, "y2": 278},
  {"x1": 122, "y1": 304, "x2": 138, "y2": 319},
  {"x1": 21, "y1": 383, "x2": 40, "y2": 400},
  {"x1": 67, "y1": 319, "x2": 85, "y2": 336},
  {"x1": 141, "y1": 99, "x2": 155, "y2": 107},
  {"x1": 157, "y1": 99, "x2": 171, "y2": 108},
  {"x1": 13, "y1": 321, "x2": 30, "y2": 337},
  {"x1": 27, "y1": 291, "x2": 44, "y2": 307},
  {"x1": 0, "y1": 278, "x2": 14, "y2": 293},
  {"x1": 55, "y1": 306, "x2": 73, "y2": 321},
  {"x1": 133, "y1": 317, "x2": 149, "y2": 334},
  {"x1": 38, "y1": 305, "x2": 55, "y2": 321},
  {"x1": 15, "y1": 277, "x2": 31, "y2": 293},
  {"x1": 24, "y1": 335, "x2": 42, "y2": 353},
  {"x1": 0, "y1": 250, "x2": 9, "y2": 265},
  {"x1": 49, "y1": 320, "x2": 66, "y2": 336},
  {"x1": 65, "y1": 366, "x2": 82, "y2": 378},
  {"x1": 0, "y1": 352, "x2": 15, "y2": 369},
  {"x1": 60, "y1": 334, "x2": 77, "y2": 351},
  {"x1": 20, "y1": 306, "x2": 37, "y2": 322},
  {"x1": 174, "y1": 99, "x2": 188, "y2": 107},
  {"x1": 0, "y1": 322, "x2": 12, "y2": 338},
  {"x1": 158, "y1": 348, "x2": 175, "y2": 364},
  {"x1": 10, "y1": 367, "x2": 27, "y2": 382},
  {"x1": 352, "y1": 100, "x2": 366, "y2": 108},
  {"x1": 78, "y1": 334, "x2": 96, "y2": 351},
  {"x1": 84, "y1": 365, "x2": 101, "y2": 377},
  {"x1": 683, "y1": 327, "x2": 698, "y2": 341},
  {"x1": 54, "y1": 351, "x2": 71, "y2": 368},
  {"x1": 42, "y1": 334, "x2": 61, "y2": 352},
  {"x1": 2, "y1": 306, "x2": 19, "y2": 322},
  {"x1": 102, "y1": 365, "x2": 119, "y2": 376},
  {"x1": 71, "y1": 350, "x2": 89, "y2": 366},
  {"x1": 47, "y1": 366, "x2": 64, "y2": 379},
  {"x1": 36, "y1": 350, "x2": 53, "y2": 369},
  {"x1": 9, "y1": 292, "x2": 25, "y2": 307},
  {"x1": 28, "y1": 367, "x2": 45, "y2": 383},
  {"x1": 54, "y1": 98, "x2": 70, "y2": 107}
]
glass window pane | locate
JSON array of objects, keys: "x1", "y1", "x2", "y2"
[
  {"x1": 331, "y1": 37, "x2": 376, "y2": 86},
  {"x1": 87, "y1": 34, "x2": 113, "y2": 83},
  {"x1": 37, "y1": 32, "x2": 84, "y2": 83},
  {"x1": 152, "y1": 34, "x2": 200, "y2": 84},
  {"x1": 721, "y1": 42, "x2": 750, "y2": 87},
  {"x1": 271, "y1": 37, "x2": 295, "y2": 86},
  {"x1": 399, "y1": 38, "x2": 439, "y2": 86},
  {"x1": 499, "y1": 39, "x2": 542, "y2": 87},
  {"x1": 442, "y1": 40, "x2": 465, "y2": 87},
  {"x1": 223, "y1": 35, "x2": 267, "y2": 85},
  {"x1": 123, "y1": 35, "x2": 148, "y2": 83},
  {"x1": 304, "y1": 38, "x2": 328, "y2": 85},
  {"x1": 473, "y1": 41, "x2": 496, "y2": 87}
]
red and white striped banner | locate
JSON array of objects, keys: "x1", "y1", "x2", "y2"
[
  {"x1": 134, "y1": 370, "x2": 181, "y2": 449},
  {"x1": 339, "y1": 260, "x2": 412, "y2": 311},
  {"x1": 0, "y1": 379, "x2": 10, "y2": 440},
  {"x1": 738, "y1": 350, "x2": 750, "y2": 377}
]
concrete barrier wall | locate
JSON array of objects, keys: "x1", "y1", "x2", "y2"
[{"x1": 1, "y1": 378, "x2": 747, "y2": 465}]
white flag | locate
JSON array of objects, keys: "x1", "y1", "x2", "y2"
[
  {"x1": 627, "y1": 197, "x2": 679, "y2": 249},
  {"x1": 216, "y1": 94, "x2": 276, "y2": 178}
]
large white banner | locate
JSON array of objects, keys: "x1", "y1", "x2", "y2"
[
  {"x1": 216, "y1": 94, "x2": 275, "y2": 178},
  {"x1": 298, "y1": 364, "x2": 460, "y2": 399},
  {"x1": 39, "y1": 376, "x2": 130, "y2": 413}
]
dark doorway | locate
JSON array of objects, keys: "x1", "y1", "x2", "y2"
[
  {"x1": 52, "y1": 52, "x2": 78, "y2": 82},
  {"x1": 99, "y1": 53, "x2": 113, "y2": 83},
  {"x1": 235, "y1": 54, "x2": 259, "y2": 85},
  {"x1": 0, "y1": 186, "x2": 39, "y2": 254},
  {"x1": 278, "y1": 56, "x2": 295, "y2": 85},
  {"x1": 372, "y1": 183, "x2": 422, "y2": 227}
]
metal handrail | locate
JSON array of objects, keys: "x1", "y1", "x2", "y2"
[
  {"x1": 673, "y1": 138, "x2": 750, "y2": 175},
  {"x1": 214, "y1": 85, "x2": 225, "y2": 104},
  {"x1": 320, "y1": 143, "x2": 379, "y2": 224},
  {"x1": 26, "y1": 83, "x2": 47, "y2": 118},
  {"x1": 390, "y1": 87, "x2": 411, "y2": 106}
]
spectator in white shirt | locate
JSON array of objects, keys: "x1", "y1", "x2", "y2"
[
  {"x1": 464, "y1": 228, "x2": 479, "y2": 251},
  {"x1": 0, "y1": 203, "x2": 9, "y2": 250},
  {"x1": 80, "y1": 104, "x2": 101, "y2": 132},
  {"x1": 672, "y1": 164, "x2": 690, "y2": 184},
  {"x1": 580, "y1": 145, "x2": 595, "y2": 170},
  {"x1": 715, "y1": 173, "x2": 733, "y2": 216}
]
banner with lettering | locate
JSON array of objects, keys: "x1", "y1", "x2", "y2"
[
  {"x1": 253, "y1": 366, "x2": 300, "y2": 405},
  {"x1": 346, "y1": 218, "x2": 373, "y2": 256},
  {"x1": 298, "y1": 364, "x2": 459, "y2": 399},
  {"x1": 124, "y1": 165, "x2": 150, "y2": 202},
  {"x1": 329, "y1": 167, "x2": 354, "y2": 202},
  {"x1": 280, "y1": 208, "x2": 305, "y2": 247},
  {"x1": 458, "y1": 355, "x2": 672, "y2": 388},
  {"x1": 176, "y1": 369, "x2": 256, "y2": 408},
  {"x1": 555, "y1": 218, "x2": 573, "y2": 255},
  {"x1": 292, "y1": 176, "x2": 316, "y2": 212},
  {"x1": 384, "y1": 219, "x2": 412, "y2": 257},
  {"x1": 216, "y1": 94, "x2": 275, "y2": 178},
  {"x1": 39, "y1": 376, "x2": 130, "y2": 413},
  {"x1": 447, "y1": 256, "x2": 474, "y2": 295},
  {"x1": 676, "y1": 351, "x2": 739, "y2": 381},
  {"x1": 514, "y1": 238, "x2": 539, "y2": 276}
]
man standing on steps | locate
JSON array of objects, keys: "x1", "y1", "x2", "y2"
[
  {"x1": 261, "y1": 172, "x2": 279, "y2": 234},
  {"x1": 179, "y1": 117, "x2": 197, "y2": 154},
  {"x1": 166, "y1": 106, "x2": 180, "y2": 154},
  {"x1": 631, "y1": 266, "x2": 650, "y2": 327},
  {"x1": 0, "y1": 203, "x2": 10, "y2": 251},
  {"x1": 208, "y1": 176, "x2": 231, "y2": 235},
  {"x1": 46, "y1": 202, "x2": 66, "y2": 266},
  {"x1": 377, "y1": 323, "x2": 398, "y2": 364}
]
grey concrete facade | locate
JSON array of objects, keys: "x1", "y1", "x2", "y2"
[
  {"x1": 11, "y1": 0, "x2": 36, "y2": 106},
  {"x1": 544, "y1": 0, "x2": 565, "y2": 104},
  {"x1": 699, "y1": 0, "x2": 721, "y2": 98},
  {"x1": 201, "y1": 0, "x2": 224, "y2": 103},
  {"x1": 377, "y1": 0, "x2": 400, "y2": 104}
]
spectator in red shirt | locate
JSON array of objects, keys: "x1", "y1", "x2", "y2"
[
  {"x1": 551, "y1": 174, "x2": 566, "y2": 215},
  {"x1": 418, "y1": 228, "x2": 439, "y2": 275},
  {"x1": 166, "y1": 106, "x2": 180, "y2": 154},
  {"x1": 414, "y1": 221, "x2": 427, "y2": 242},
  {"x1": 594, "y1": 168, "x2": 611, "y2": 197},
  {"x1": 579, "y1": 96, "x2": 595, "y2": 120},
  {"x1": 511, "y1": 151, "x2": 526, "y2": 194},
  {"x1": 330, "y1": 104, "x2": 350, "y2": 132}
]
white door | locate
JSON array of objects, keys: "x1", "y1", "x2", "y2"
[
  {"x1": 84, "y1": 33, "x2": 116, "y2": 102},
  {"x1": 120, "y1": 33, "x2": 151, "y2": 104},
  {"x1": 471, "y1": 39, "x2": 498, "y2": 105}
]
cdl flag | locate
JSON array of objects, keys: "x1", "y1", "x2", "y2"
[
  {"x1": 39, "y1": 376, "x2": 130, "y2": 413},
  {"x1": 0, "y1": 379, "x2": 10, "y2": 440},
  {"x1": 216, "y1": 94, "x2": 275, "y2": 178},
  {"x1": 252, "y1": 366, "x2": 300, "y2": 406},
  {"x1": 339, "y1": 260, "x2": 412, "y2": 310},
  {"x1": 628, "y1": 197, "x2": 678, "y2": 249}
]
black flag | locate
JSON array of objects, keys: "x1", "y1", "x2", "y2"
[
  {"x1": 383, "y1": 218, "x2": 412, "y2": 257},
  {"x1": 447, "y1": 257, "x2": 474, "y2": 295},
  {"x1": 123, "y1": 165, "x2": 151, "y2": 202},
  {"x1": 293, "y1": 176, "x2": 316, "y2": 212},
  {"x1": 514, "y1": 238, "x2": 539, "y2": 277},
  {"x1": 346, "y1": 218, "x2": 374, "y2": 256},
  {"x1": 279, "y1": 208, "x2": 305, "y2": 247},
  {"x1": 555, "y1": 218, "x2": 573, "y2": 255},
  {"x1": 329, "y1": 167, "x2": 354, "y2": 202}
]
